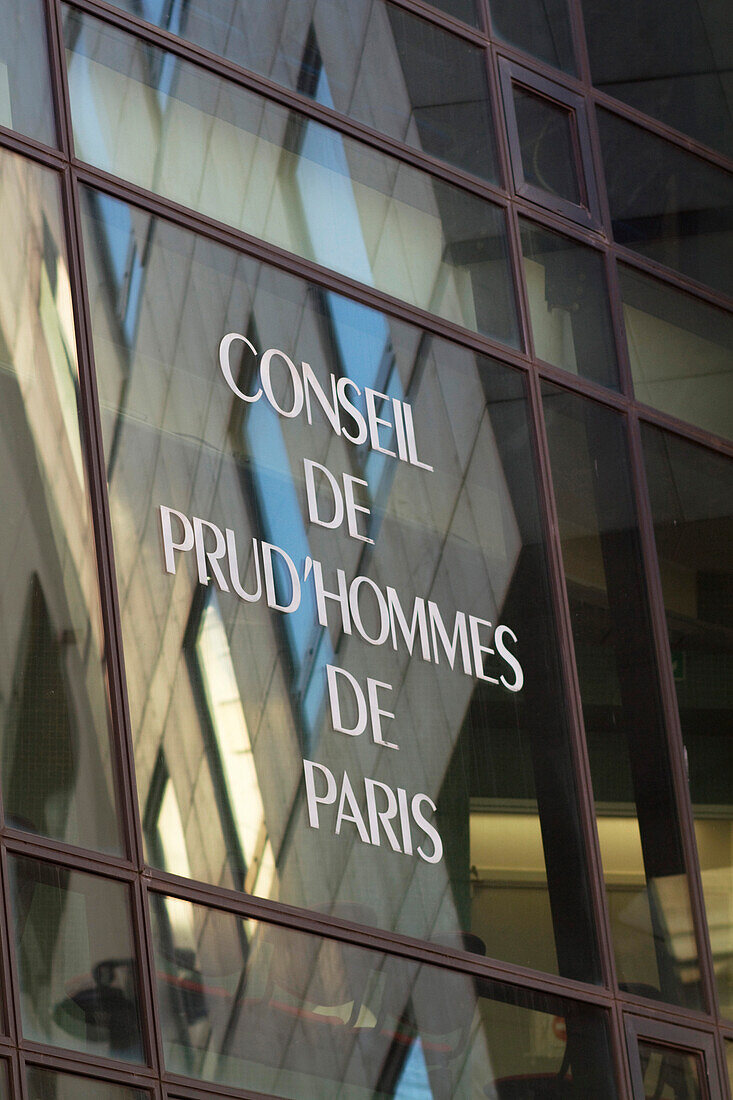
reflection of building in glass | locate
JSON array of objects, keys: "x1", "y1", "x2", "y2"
[{"x1": 0, "y1": 0, "x2": 730, "y2": 1096}]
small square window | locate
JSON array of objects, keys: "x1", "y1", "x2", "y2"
[{"x1": 500, "y1": 61, "x2": 600, "y2": 228}]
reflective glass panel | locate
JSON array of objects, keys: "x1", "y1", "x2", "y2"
[
  {"x1": 152, "y1": 892, "x2": 617, "y2": 1098},
  {"x1": 582, "y1": 0, "x2": 733, "y2": 158},
  {"x1": 637, "y1": 1042, "x2": 704, "y2": 1100},
  {"x1": 27, "y1": 1066, "x2": 147, "y2": 1100},
  {"x1": 9, "y1": 856, "x2": 145, "y2": 1062},
  {"x1": 642, "y1": 427, "x2": 733, "y2": 1018},
  {"x1": 0, "y1": 0, "x2": 56, "y2": 146},
  {"x1": 0, "y1": 1063, "x2": 7, "y2": 1097},
  {"x1": 597, "y1": 110, "x2": 733, "y2": 297},
  {"x1": 543, "y1": 385, "x2": 703, "y2": 1010},
  {"x1": 426, "y1": 0, "x2": 482, "y2": 27},
  {"x1": 520, "y1": 218, "x2": 619, "y2": 387},
  {"x1": 513, "y1": 86, "x2": 581, "y2": 205},
  {"x1": 619, "y1": 264, "x2": 733, "y2": 441},
  {"x1": 63, "y1": 8, "x2": 518, "y2": 347},
  {"x1": 727, "y1": 1040, "x2": 733, "y2": 1090},
  {"x1": 101, "y1": 0, "x2": 497, "y2": 182},
  {"x1": 490, "y1": 0, "x2": 576, "y2": 75},
  {"x1": 0, "y1": 147, "x2": 122, "y2": 854},
  {"x1": 81, "y1": 186, "x2": 600, "y2": 982}
]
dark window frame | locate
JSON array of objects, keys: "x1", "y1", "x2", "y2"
[
  {"x1": 499, "y1": 58, "x2": 602, "y2": 229},
  {"x1": 0, "y1": 0, "x2": 727, "y2": 1097},
  {"x1": 624, "y1": 1014, "x2": 724, "y2": 1100}
]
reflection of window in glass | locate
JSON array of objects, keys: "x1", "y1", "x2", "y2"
[
  {"x1": 619, "y1": 264, "x2": 733, "y2": 441},
  {"x1": 642, "y1": 427, "x2": 733, "y2": 1019},
  {"x1": 543, "y1": 386, "x2": 704, "y2": 1010},
  {"x1": 151, "y1": 893, "x2": 618, "y2": 1097}
]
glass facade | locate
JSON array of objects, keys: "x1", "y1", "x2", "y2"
[{"x1": 0, "y1": 0, "x2": 730, "y2": 1096}]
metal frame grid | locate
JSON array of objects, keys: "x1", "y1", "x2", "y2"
[{"x1": 0, "y1": 0, "x2": 729, "y2": 1094}]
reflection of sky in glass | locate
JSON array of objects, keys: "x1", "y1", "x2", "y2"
[
  {"x1": 245, "y1": 399, "x2": 332, "y2": 748},
  {"x1": 394, "y1": 1038, "x2": 433, "y2": 1099},
  {"x1": 297, "y1": 64, "x2": 404, "y2": 523},
  {"x1": 88, "y1": 192, "x2": 143, "y2": 350}
]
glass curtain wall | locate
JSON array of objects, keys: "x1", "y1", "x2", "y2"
[{"x1": 0, "y1": 0, "x2": 729, "y2": 1096}]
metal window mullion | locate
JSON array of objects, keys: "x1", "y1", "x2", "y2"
[
  {"x1": 527, "y1": 367, "x2": 633, "y2": 1092},
  {"x1": 625, "y1": 411, "x2": 721, "y2": 1023}
]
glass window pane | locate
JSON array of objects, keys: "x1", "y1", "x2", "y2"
[
  {"x1": 513, "y1": 86, "x2": 582, "y2": 205},
  {"x1": 520, "y1": 218, "x2": 619, "y2": 387},
  {"x1": 0, "y1": 0, "x2": 56, "y2": 146},
  {"x1": 98, "y1": 0, "x2": 497, "y2": 182},
  {"x1": 542, "y1": 385, "x2": 704, "y2": 1010},
  {"x1": 27, "y1": 1066, "x2": 148, "y2": 1100},
  {"x1": 0, "y1": 147, "x2": 122, "y2": 854},
  {"x1": 426, "y1": 0, "x2": 482, "y2": 27},
  {"x1": 582, "y1": 0, "x2": 733, "y2": 158},
  {"x1": 637, "y1": 1042, "x2": 704, "y2": 1099},
  {"x1": 81, "y1": 186, "x2": 601, "y2": 983},
  {"x1": 152, "y1": 892, "x2": 618, "y2": 1098},
  {"x1": 597, "y1": 109, "x2": 733, "y2": 298},
  {"x1": 620, "y1": 264, "x2": 733, "y2": 441},
  {"x1": 727, "y1": 1039, "x2": 733, "y2": 1090},
  {"x1": 9, "y1": 856, "x2": 145, "y2": 1062},
  {"x1": 490, "y1": 0, "x2": 577, "y2": 75},
  {"x1": 641, "y1": 427, "x2": 733, "y2": 1018},
  {"x1": 62, "y1": 8, "x2": 518, "y2": 347},
  {"x1": 0, "y1": 1063, "x2": 8, "y2": 1098}
]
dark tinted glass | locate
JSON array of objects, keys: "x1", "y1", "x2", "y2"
[
  {"x1": 513, "y1": 86, "x2": 581, "y2": 204},
  {"x1": 100, "y1": 0, "x2": 497, "y2": 181},
  {"x1": 426, "y1": 0, "x2": 482, "y2": 26},
  {"x1": 620, "y1": 265, "x2": 733, "y2": 440},
  {"x1": 8, "y1": 856, "x2": 145, "y2": 1061},
  {"x1": 543, "y1": 386, "x2": 704, "y2": 1010},
  {"x1": 582, "y1": 0, "x2": 733, "y2": 158},
  {"x1": 520, "y1": 218, "x2": 619, "y2": 387},
  {"x1": 642, "y1": 427, "x2": 733, "y2": 1018},
  {"x1": 151, "y1": 892, "x2": 618, "y2": 1098},
  {"x1": 598, "y1": 110, "x2": 733, "y2": 297},
  {"x1": 64, "y1": 8, "x2": 518, "y2": 347},
  {"x1": 81, "y1": 186, "x2": 600, "y2": 983},
  {"x1": 637, "y1": 1042, "x2": 704, "y2": 1099},
  {"x1": 0, "y1": 0, "x2": 56, "y2": 146},
  {"x1": 490, "y1": 0, "x2": 576, "y2": 74},
  {"x1": 0, "y1": 147, "x2": 122, "y2": 854},
  {"x1": 27, "y1": 1066, "x2": 148, "y2": 1100}
]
